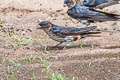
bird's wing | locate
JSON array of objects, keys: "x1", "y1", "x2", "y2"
[
  {"x1": 89, "y1": 8, "x2": 120, "y2": 16},
  {"x1": 83, "y1": 0, "x2": 109, "y2": 8},
  {"x1": 88, "y1": 8, "x2": 120, "y2": 21},
  {"x1": 67, "y1": 4, "x2": 120, "y2": 21},
  {"x1": 95, "y1": 0, "x2": 120, "y2": 9},
  {"x1": 52, "y1": 25, "x2": 97, "y2": 35}
]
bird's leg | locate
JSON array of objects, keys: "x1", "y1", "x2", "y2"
[
  {"x1": 44, "y1": 45, "x2": 48, "y2": 52},
  {"x1": 63, "y1": 41, "x2": 70, "y2": 49},
  {"x1": 54, "y1": 42, "x2": 63, "y2": 48},
  {"x1": 70, "y1": 18, "x2": 76, "y2": 24},
  {"x1": 80, "y1": 20, "x2": 90, "y2": 28}
]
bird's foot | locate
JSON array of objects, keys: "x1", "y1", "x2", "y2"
[
  {"x1": 63, "y1": 42, "x2": 71, "y2": 49},
  {"x1": 80, "y1": 20, "x2": 90, "y2": 28}
]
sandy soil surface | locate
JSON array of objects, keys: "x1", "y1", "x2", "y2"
[{"x1": 0, "y1": 0, "x2": 120, "y2": 80}]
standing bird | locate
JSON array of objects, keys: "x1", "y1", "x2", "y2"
[
  {"x1": 64, "y1": 0, "x2": 83, "y2": 8},
  {"x1": 37, "y1": 21, "x2": 100, "y2": 48},
  {"x1": 67, "y1": 4, "x2": 120, "y2": 27},
  {"x1": 64, "y1": 0, "x2": 120, "y2": 9}
]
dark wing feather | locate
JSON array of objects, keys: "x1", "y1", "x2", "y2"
[
  {"x1": 89, "y1": 8, "x2": 120, "y2": 16},
  {"x1": 83, "y1": 0, "x2": 119, "y2": 9},
  {"x1": 67, "y1": 4, "x2": 120, "y2": 21},
  {"x1": 83, "y1": 0, "x2": 108, "y2": 8},
  {"x1": 52, "y1": 24, "x2": 97, "y2": 35}
]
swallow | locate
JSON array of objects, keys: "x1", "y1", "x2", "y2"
[
  {"x1": 64, "y1": 0, "x2": 120, "y2": 9},
  {"x1": 37, "y1": 21, "x2": 100, "y2": 48},
  {"x1": 67, "y1": 4, "x2": 120, "y2": 27},
  {"x1": 64, "y1": 0, "x2": 82, "y2": 8},
  {"x1": 83, "y1": 0, "x2": 120, "y2": 9}
]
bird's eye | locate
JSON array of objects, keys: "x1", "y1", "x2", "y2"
[{"x1": 84, "y1": 0, "x2": 87, "y2": 3}]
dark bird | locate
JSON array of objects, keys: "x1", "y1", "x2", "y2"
[
  {"x1": 64, "y1": 0, "x2": 82, "y2": 8},
  {"x1": 83, "y1": 0, "x2": 120, "y2": 9},
  {"x1": 64, "y1": 0, "x2": 120, "y2": 9},
  {"x1": 37, "y1": 21, "x2": 100, "y2": 48},
  {"x1": 67, "y1": 4, "x2": 120, "y2": 27}
]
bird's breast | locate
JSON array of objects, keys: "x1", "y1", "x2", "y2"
[{"x1": 44, "y1": 29, "x2": 65, "y2": 42}]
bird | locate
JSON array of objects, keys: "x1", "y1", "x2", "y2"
[
  {"x1": 37, "y1": 21, "x2": 100, "y2": 48},
  {"x1": 64, "y1": 0, "x2": 82, "y2": 8},
  {"x1": 64, "y1": 0, "x2": 120, "y2": 9},
  {"x1": 83, "y1": 0, "x2": 120, "y2": 9},
  {"x1": 67, "y1": 4, "x2": 120, "y2": 27}
]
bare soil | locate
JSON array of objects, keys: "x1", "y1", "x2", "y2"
[{"x1": 0, "y1": 0, "x2": 120, "y2": 80}]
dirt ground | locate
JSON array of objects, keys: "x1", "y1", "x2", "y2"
[{"x1": 0, "y1": 0, "x2": 120, "y2": 80}]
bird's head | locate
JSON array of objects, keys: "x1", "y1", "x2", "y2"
[
  {"x1": 83, "y1": 0, "x2": 94, "y2": 7},
  {"x1": 64, "y1": 0, "x2": 77, "y2": 8},
  {"x1": 64, "y1": 0, "x2": 72, "y2": 4},
  {"x1": 37, "y1": 21, "x2": 53, "y2": 30},
  {"x1": 83, "y1": 0, "x2": 89, "y2": 5}
]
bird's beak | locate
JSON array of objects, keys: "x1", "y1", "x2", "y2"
[
  {"x1": 63, "y1": 4, "x2": 67, "y2": 7},
  {"x1": 64, "y1": 4, "x2": 72, "y2": 8},
  {"x1": 36, "y1": 24, "x2": 42, "y2": 29},
  {"x1": 63, "y1": 1, "x2": 70, "y2": 7}
]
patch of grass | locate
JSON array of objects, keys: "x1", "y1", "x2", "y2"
[
  {"x1": 0, "y1": 26, "x2": 9, "y2": 37},
  {"x1": 40, "y1": 57, "x2": 77, "y2": 80},
  {"x1": 80, "y1": 43, "x2": 83, "y2": 48},
  {"x1": 23, "y1": 55, "x2": 37, "y2": 62},
  {"x1": 6, "y1": 66, "x2": 14, "y2": 75},
  {"x1": 32, "y1": 73, "x2": 38, "y2": 80},
  {"x1": 71, "y1": 77, "x2": 76, "y2": 80},
  {"x1": 13, "y1": 41, "x2": 19, "y2": 49},
  {"x1": 7, "y1": 76, "x2": 14, "y2": 80},
  {"x1": 18, "y1": 37, "x2": 32, "y2": 46},
  {"x1": 0, "y1": 31, "x2": 9, "y2": 37},
  {"x1": 103, "y1": 76, "x2": 108, "y2": 80},
  {"x1": 0, "y1": 23, "x2": 33, "y2": 50},
  {"x1": 0, "y1": 57, "x2": 6, "y2": 66},
  {"x1": 9, "y1": 60, "x2": 20, "y2": 67},
  {"x1": 5, "y1": 41, "x2": 13, "y2": 49},
  {"x1": 0, "y1": 19, "x2": 5, "y2": 24},
  {"x1": 6, "y1": 66, "x2": 14, "y2": 80}
]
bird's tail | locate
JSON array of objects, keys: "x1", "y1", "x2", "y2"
[
  {"x1": 117, "y1": 16, "x2": 120, "y2": 20},
  {"x1": 81, "y1": 31, "x2": 101, "y2": 38},
  {"x1": 84, "y1": 31, "x2": 101, "y2": 34},
  {"x1": 79, "y1": 26, "x2": 97, "y2": 34},
  {"x1": 90, "y1": 8, "x2": 120, "y2": 20}
]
